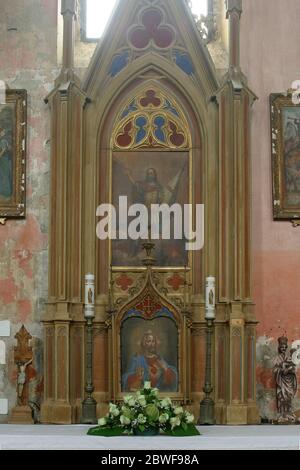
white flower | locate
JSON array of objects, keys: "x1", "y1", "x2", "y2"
[
  {"x1": 109, "y1": 404, "x2": 120, "y2": 417},
  {"x1": 121, "y1": 406, "x2": 131, "y2": 418},
  {"x1": 137, "y1": 395, "x2": 147, "y2": 407},
  {"x1": 137, "y1": 414, "x2": 147, "y2": 424},
  {"x1": 160, "y1": 398, "x2": 172, "y2": 409},
  {"x1": 174, "y1": 406, "x2": 184, "y2": 415},
  {"x1": 124, "y1": 395, "x2": 134, "y2": 404},
  {"x1": 170, "y1": 416, "x2": 181, "y2": 429},
  {"x1": 185, "y1": 412, "x2": 194, "y2": 424},
  {"x1": 98, "y1": 417, "x2": 107, "y2": 426},
  {"x1": 120, "y1": 415, "x2": 131, "y2": 425},
  {"x1": 159, "y1": 413, "x2": 169, "y2": 424},
  {"x1": 152, "y1": 388, "x2": 159, "y2": 396},
  {"x1": 144, "y1": 381, "x2": 151, "y2": 389},
  {"x1": 123, "y1": 395, "x2": 136, "y2": 407}
]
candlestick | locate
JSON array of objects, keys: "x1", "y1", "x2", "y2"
[
  {"x1": 205, "y1": 276, "x2": 215, "y2": 320},
  {"x1": 198, "y1": 275, "x2": 216, "y2": 425},
  {"x1": 84, "y1": 273, "x2": 95, "y2": 318},
  {"x1": 81, "y1": 273, "x2": 97, "y2": 424}
]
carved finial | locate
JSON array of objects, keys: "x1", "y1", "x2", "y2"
[
  {"x1": 14, "y1": 325, "x2": 33, "y2": 363},
  {"x1": 60, "y1": 0, "x2": 78, "y2": 79},
  {"x1": 61, "y1": 0, "x2": 77, "y2": 16},
  {"x1": 141, "y1": 225, "x2": 156, "y2": 267},
  {"x1": 142, "y1": 232, "x2": 156, "y2": 267},
  {"x1": 226, "y1": 0, "x2": 242, "y2": 18},
  {"x1": 226, "y1": 0, "x2": 243, "y2": 71}
]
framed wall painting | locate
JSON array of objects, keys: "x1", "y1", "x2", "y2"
[
  {"x1": 0, "y1": 89, "x2": 27, "y2": 219},
  {"x1": 121, "y1": 315, "x2": 179, "y2": 393},
  {"x1": 270, "y1": 92, "x2": 300, "y2": 220}
]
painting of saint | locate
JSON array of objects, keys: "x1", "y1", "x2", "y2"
[
  {"x1": 0, "y1": 105, "x2": 13, "y2": 201},
  {"x1": 121, "y1": 318, "x2": 178, "y2": 393},
  {"x1": 282, "y1": 107, "x2": 300, "y2": 206},
  {"x1": 0, "y1": 90, "x2": 26, "y2": 218},
  {"x1": 112, "y1": 151, "x2": 189, "y2": 266}
]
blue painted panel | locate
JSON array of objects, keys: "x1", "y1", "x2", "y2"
[
  {"x1": 173, "y1": 50, "x2": 194, "y2": 76},
  {"x1": 135, "y1": 115, "x2": 148, "y2": 143},
  {"x1": 109, "y1": 51, "x2": 130, "y2": 78},
  {"x1": 121, "y1": 100, "x2": 138, "y2": 119},
  {"x1": 153, "y1": 115, "x2": 166, "y2": 142},
  {"x1": 164, "y1": 99, "x2": 180, "y2": 117},
  {"x1": 123, "y1": 306, "x2": 175, "y2": 321}
]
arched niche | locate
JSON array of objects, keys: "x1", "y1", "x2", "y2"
[
  {"x1": 110, "y1": 271, "x2": 189, "y2": 402},
  {"x1": 86, "y1": 71, "x2": 211, "y2": 302}
]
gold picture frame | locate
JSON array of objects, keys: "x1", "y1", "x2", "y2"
[
  {"x1": 270, "y1": 92, "x2": 300, "y2": 220},
  {"x1": 0, "y1": 89, "x2": 27, "y2": 218}
]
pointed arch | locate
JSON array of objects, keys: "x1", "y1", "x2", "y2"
[
  {"x1": 113, "y1": 270, "x2": 185, "y2": 398},
  {"x1": 87, "y1": 66, "x2": 211, "y2": 293}
]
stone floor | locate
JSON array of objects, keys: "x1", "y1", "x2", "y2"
[{"x1": 0, "y1": 425, "x2": 299, "y2": 450}]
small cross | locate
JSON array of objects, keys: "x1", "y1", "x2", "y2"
[{"x1": 143, "y1": 295, "x2": 153, "y2": 316}]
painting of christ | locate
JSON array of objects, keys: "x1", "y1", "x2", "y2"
[
  {"x1": 112, "y1": 151, "x2": 189, "y2": 266},
  {"x1": 121, "y1": 317, "x2": 178, "y2": 393}
]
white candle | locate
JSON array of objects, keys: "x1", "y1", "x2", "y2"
[
  {"x1": 85, "y1": 273, "x2": 95, "y2": 318},
  {"x1": 205, "y1": 276, "x2": 216, "y2": 319}
]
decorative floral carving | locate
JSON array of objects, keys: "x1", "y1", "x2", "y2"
[
  {"x1": 167, "y1": 273, "x2": 185, "y2": 291},
  {"x1": 116, "y1": 273, "x2": 134, "y2": 291}
]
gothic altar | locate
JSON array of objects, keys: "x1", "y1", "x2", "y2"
[{"x1": 41, "y1": 0, "x2": 259, "y2": 425}]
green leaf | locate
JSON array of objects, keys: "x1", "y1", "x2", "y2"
[
  {"x1": 145, "y1": 404, "x2": 159, "y2": 421},
  {"x1": 164, "y1": 424, "x2": 201, "y2": 437},
  {"x1": 139, "y1": 425, "x2": 145, "y2": 432},
  {"x1": 87, "y1": 426, "x2": 126, "y2": 437}
]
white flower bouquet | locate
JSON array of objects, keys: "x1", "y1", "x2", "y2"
[{"x1": 88, "y1": 382, "x2": 199, "y2": 437}]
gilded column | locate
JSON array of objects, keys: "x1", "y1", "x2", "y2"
[
  {"x1": 216, "y1": 0, "x2": 259, "y2": 424},
  {"x1": 41, "y1": 0, "x2": 87, "y2": 424}
]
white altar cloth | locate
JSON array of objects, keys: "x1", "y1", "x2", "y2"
[{"x1": 0, "y1": 425, "x2": 299, "y2": 450}]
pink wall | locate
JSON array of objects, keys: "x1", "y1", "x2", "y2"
[
  {"x1": 241, "y1": 0, "x2": 300, "y2": 417},
  {"x1": 0, "y1": 0, "x2": 58, "y2": 420}
]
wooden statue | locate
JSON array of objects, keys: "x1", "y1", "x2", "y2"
[
  {"x1": 9, "y1": 325, "x2": 34, "y2": 423},
  {"x1": 273, "y1": 336, "x2": 298, "y2": 424}
]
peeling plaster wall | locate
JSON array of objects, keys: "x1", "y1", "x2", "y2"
[
  {"x1": 241, "y1": 0, "x2": 300, "y2": 420},
  {"x1": 0, "y1": 0, "x2": 59, "y2": 421}
]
